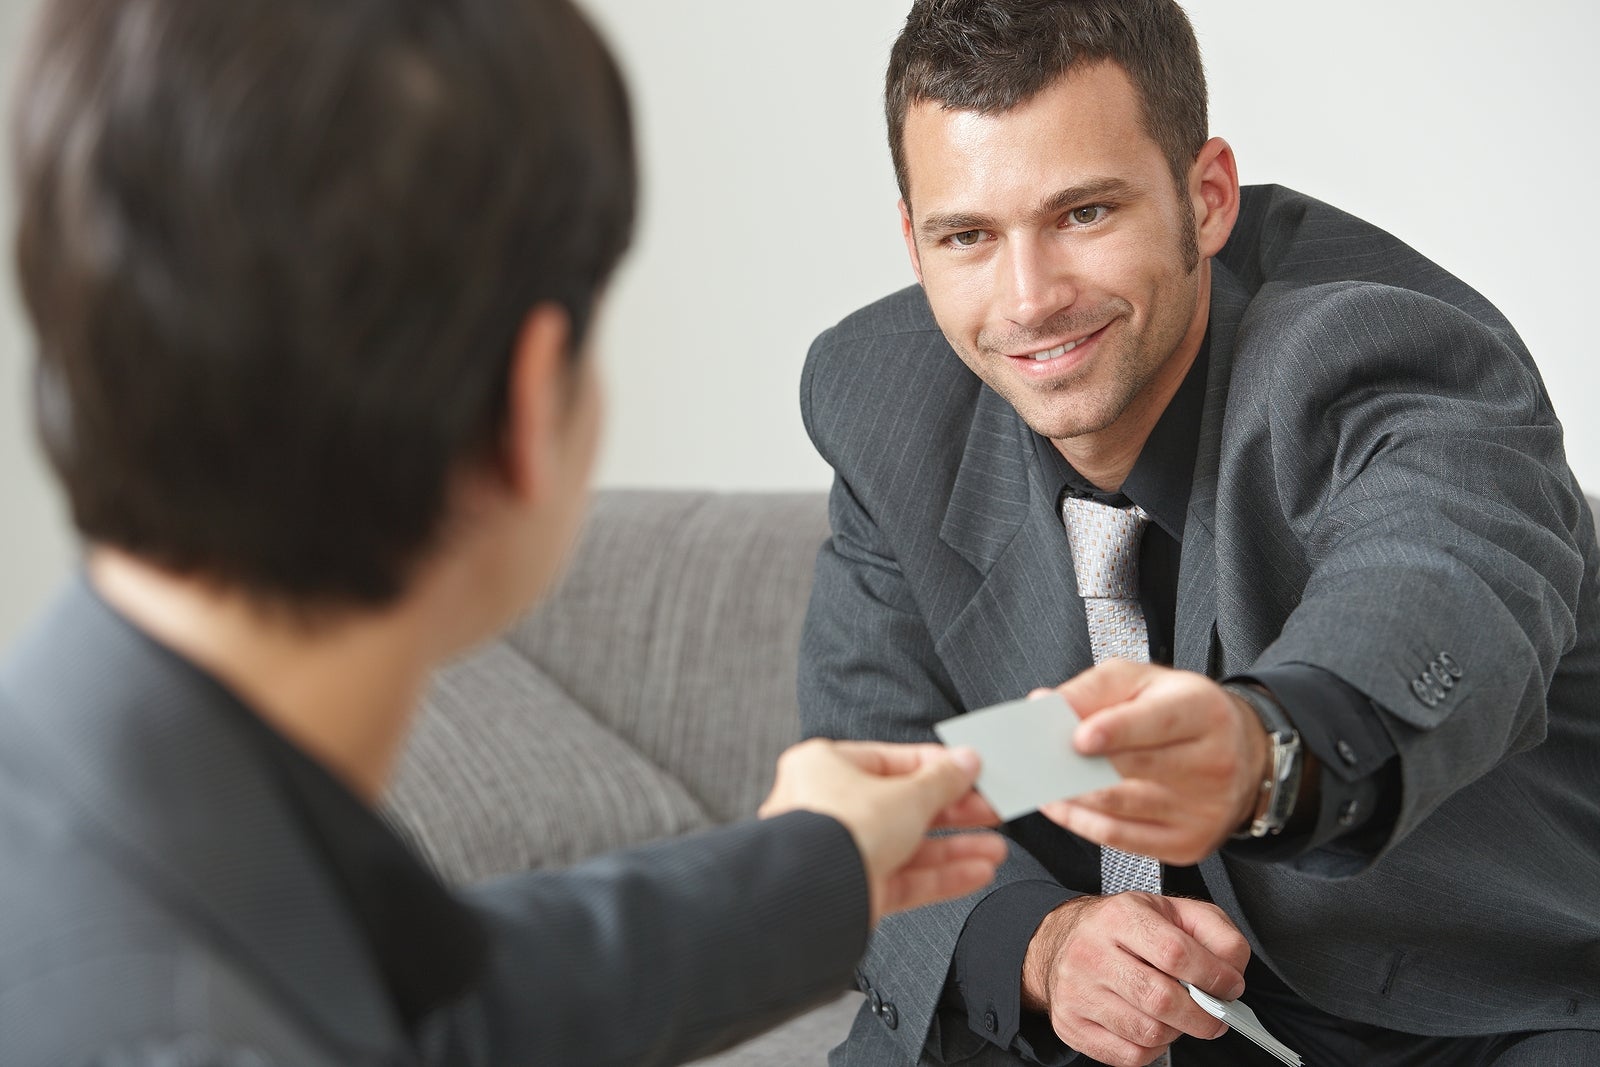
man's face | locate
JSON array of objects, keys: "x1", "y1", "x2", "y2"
[{"x1": 899, "y1": 62, "x2": 1210, "y2": 453}]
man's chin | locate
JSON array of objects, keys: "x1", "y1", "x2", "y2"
[{"x1": 1015, "y1": 402, "x2": 1120, "y2": 445}]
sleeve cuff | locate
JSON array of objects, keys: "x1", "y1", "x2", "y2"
[
  {"x1": 947, "y1": 880, "x2": 1082, "y2": 1064},
  {"x1": 1226, "y1": 664, "x2": 1401, "y2": 862}
]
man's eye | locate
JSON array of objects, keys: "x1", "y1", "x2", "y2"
[
  {"x1": 1069, "y1": 205, "x2": 1107, "y2": 225},
  {"x1": 950, "y1": 230, "x2": 984, "y2": 247}
]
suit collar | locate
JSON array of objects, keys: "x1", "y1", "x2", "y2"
[{"x1": 0, "y1": 579, "x2": 411, "y2": 1057}]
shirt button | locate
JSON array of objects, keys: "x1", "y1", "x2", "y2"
[
  {"x1": 1338, "y1": 799, "x2": 1360, "y2": 827},
  {"x1": 1336, "y1": 739, "x2": 1358, "y2": 766},
  {"x1": 881, "y1": 1002, "x2": 899, "y2": 1030},
  {"x1": 983, "y1": 1009, "x2": 999, "y2": 1034}
]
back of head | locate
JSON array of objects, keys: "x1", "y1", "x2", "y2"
[
  {"x1": 885, "y1": 0, "x2": 1208, "y2": 203},
  {"x1": 11, "y1": 0, "x2": 636, "y2": 608}
]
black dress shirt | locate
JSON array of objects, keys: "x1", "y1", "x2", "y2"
[
  {"x1": 224, "y1": 690, "x2": 489, "y2": 1034},
  {"x1": 946, "y1": 341, "x2": 1402, "y2": 1063}
]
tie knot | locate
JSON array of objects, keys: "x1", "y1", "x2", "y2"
[{"x1": 1061, "y1": 497, "x2": 1149, "y2": 599}]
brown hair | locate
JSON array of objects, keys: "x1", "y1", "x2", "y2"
[
  {"x1": 886, "y1": 0, "x2": 1208, "y2": 204},
  {"x1": 12, "y1": 0, "x2": 636, "y2": 607}
]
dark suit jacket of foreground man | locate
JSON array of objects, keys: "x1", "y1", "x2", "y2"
[
  {"x1": 799, "y1": 184, "x2": 1600, "y2": 1064},
  {"x1": 0, "y1": 582, "x2": 868, "y2": 1066}
]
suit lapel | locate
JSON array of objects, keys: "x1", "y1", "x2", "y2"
[
  {"x1": 1175, "y1": 263, "x2": 1252, "y2": 676},
  {"x1": 935, "y1": 385, "x2": 1093, "y2": 708}
]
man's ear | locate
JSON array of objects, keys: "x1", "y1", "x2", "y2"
[
  {"x1": 1190, "y1": 137, "x2": 1240, "y2": 261},
  {"x1": 500, "y1": 302, "x2": 573, "y2": 504},
  {"x1": 898, "y1": 198, "x2": 925, "y2": 285}
]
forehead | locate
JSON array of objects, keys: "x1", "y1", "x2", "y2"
[{"x1": 901, "y1": 61, "x2": 1168, "y2": 221}]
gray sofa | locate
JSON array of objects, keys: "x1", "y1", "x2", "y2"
[
  {"x1": 384, "y1": 489, "x2": 859, "y2": 1066},
  {"x1": 382, "y1": 488, "x2": 1600, "y2": 1065}
]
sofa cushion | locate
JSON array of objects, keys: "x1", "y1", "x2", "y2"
[
  {"x1": 503, "y1": 491, "x2": 831, "y2": 823},
  {"x1": 385, "y1": 640, "x2": 713, "y2": 885}
]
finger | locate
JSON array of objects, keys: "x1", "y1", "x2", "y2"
[
  {"x1": 879, "y1": 856, "x2": 1001, "y2": 915},
  {"x1": 931, "y1": 790, "x2": 1003, "y2": 828},
  {"x1": 1073, "y1": 695, "x2": 1200, "y2": 756},
  {"x1": 1165, "y1": 899, "x2": 1252, "y2": 992},
  {"x1": 897, "y1": 746, "x2": 985, "y2": 817},
  {"x1": 1038, "y1": 798, "x2": 1186, "y2": 860},
  {"x1": 830, "y1": 739, "x2": 952, "y2": 776},
  {"x1": 1059, "y1": 659, "x2": 1154, "y2": 720},
  {"x1": 1058, "y1": 778, "x2": 1176, "y2": 819},
  {"x1": 1106, "y1": 965, "x2": 1227, "y2": 1044},
  {"x1": 1115, "y1": 902, "x2": 1247, "y2": 1009},
  {"x1": 1056, "y1": 1018, "x2": 1166, "y2": 1067}
]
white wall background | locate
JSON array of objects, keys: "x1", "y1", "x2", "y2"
[{"x1": 3, "y1": 0, "x2": 1597, "y2": 643}]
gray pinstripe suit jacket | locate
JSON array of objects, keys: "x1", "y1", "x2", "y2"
[
  {"x1": 798, "y1": 185, "x2": 1600, "y2": 1065},
  {"x1": 0, "y1": 581, "x2": 868, "y2": 1066}
]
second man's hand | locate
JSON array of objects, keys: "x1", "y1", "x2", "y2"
[{"x1": 758, "y1": 739, "x2": 1006, "y2": 923}]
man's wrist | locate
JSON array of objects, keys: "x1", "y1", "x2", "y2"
[
  {"x1": 1020, "y1": 897, "x2": 1091, "y2": 1014},
  {"x1": 1224, "y1": 682, "x2": 1303, "y2": 838}
]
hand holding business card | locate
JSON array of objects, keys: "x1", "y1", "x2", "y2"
[{"x1": 932, "y1": 692, "x2": 1118, "y2": 821}]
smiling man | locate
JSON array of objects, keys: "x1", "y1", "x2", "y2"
[{"x1": 798, "y1": 1, "x2": 1600, "y2": 1065}]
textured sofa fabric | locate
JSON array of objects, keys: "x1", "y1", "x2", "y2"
[{"x1": 384, "y1": 489, "x2": 860, "y2": 1064}]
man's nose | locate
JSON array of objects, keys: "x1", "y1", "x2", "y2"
[{"x1": 998, "y1": 237, "x2": 1077, "y2": 329}]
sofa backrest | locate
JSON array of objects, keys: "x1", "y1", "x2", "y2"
[{"x1": 386, "y1": 490, "x2": 831, "y2": 884}]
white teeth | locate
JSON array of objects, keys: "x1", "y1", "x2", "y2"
[{"x1": 1031, "y1": 338, "x2": 1081, "y2": 361}]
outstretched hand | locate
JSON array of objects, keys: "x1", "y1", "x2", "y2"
[
  {"x1": 1035, "y1": 661, "x2": 1269, "y2": 865},
  {"x1": 759, "y1": 739, "x2": 1005, "y2": 922}
]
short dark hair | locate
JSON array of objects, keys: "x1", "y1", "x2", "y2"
[
  {"x1": 886, "y1": 0, "x2": 1208, "y2": 204},
  {"x1": 12, "y1": 0, "x2": 636, "y2": 607}
]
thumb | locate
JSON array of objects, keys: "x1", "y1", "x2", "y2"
[
  {"x1": 902, "y1": 747, "x2": 981, "y2": 818},
  {"x1": 1059, "y1": 659, "x2": 1149, "y2": 721}
]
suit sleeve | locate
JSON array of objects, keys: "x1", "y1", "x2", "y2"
[
  {"x1": 1246, "y1": 281, "x2": 1589, "y2": 872},
  {"x1": 420, "y1": 812, "x2": 868, "y2": 1067}
]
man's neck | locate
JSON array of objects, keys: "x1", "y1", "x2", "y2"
[{"x1": 88, "y1": 549, "x2": 438, "y2": 803}]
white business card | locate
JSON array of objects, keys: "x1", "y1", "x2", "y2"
[
  {"x1": 1182, "y1": 982, "x2": 1304, "y2": 1065},
  {"x1": 933, "y1": 692, "x2": 1121, "y2": 821}
]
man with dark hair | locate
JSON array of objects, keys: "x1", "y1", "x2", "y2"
[
  {"x1": 800, "y1": 1, "x2": 1600, "y2": 1065},
  {"x1": 0, "y1": 0, "x2": 1010, "y2": 1064}
]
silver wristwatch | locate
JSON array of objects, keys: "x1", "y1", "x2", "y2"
[{"x1": 1225, "y1": 682, "x2": 1303, "y2": 838}]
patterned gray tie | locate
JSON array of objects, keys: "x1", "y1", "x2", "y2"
[{"x1": 1061, "y1": 496, "x2": 1172, "y2": 1067}]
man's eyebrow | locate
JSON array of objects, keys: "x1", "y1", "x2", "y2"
[
  {"x1": 917, "y1": 210, "x2": 994, "y2": 242},
  {"x1": 915, "y1": 177, "x2": 1141, "y2": 243},
  {"x1": 1037, "y1": 177, "x2": 1140, "y2": 217}
]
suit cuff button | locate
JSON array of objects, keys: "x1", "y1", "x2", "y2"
[{"x1": 1338, "y1": 799, "x2": 1360, "y2": 827}]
